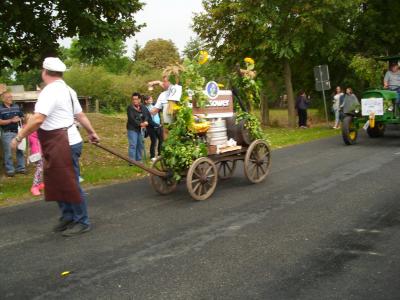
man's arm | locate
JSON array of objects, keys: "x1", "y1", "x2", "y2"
[
  {"x1": 75, "y1": 112, "x2": 100, "y2": 143},
  {"x1": 0, "y1": 116, "x2": 20, "y2": 126},
  {"x1": 10, "y1": 113, "x2": 46, "y2": 150},
  {"x1": 384, "y1": 72, "x2": 390, "y2": 88}
]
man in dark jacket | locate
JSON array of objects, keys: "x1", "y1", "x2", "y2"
[
  {"x1": 127, "y1": 92, "x2": 148, "y2": 161},
  {"x1": 295, "y1": 90, "x2": 310, "y2": 128}
]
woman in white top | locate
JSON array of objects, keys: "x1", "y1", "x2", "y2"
[{"x1": 332, "y1": 86, "x2": 343, "y2": 129}]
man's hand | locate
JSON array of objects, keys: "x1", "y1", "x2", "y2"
[
  {"x1": 11, "y1": 116, "x2": 21, "y2": 123},
  {"x1": 88, "y1": 132, "x2": 100, "y2": 144},
  {"x1": 10, "y1": 138, "x2": 18, "y2": 150}
]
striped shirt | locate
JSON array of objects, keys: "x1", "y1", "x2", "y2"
[{"x1": 0, "y1": 103, "x2": 24, "y2": 132}]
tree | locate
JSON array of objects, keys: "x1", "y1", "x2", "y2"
[
  {"x1": 183, "y1": 37, "x2": 205, "y2": 60},
  {"x1": 193, "y1": 0, "x2": 361, "y2": 127},
  {"x1": 0, "y1": 0, "x2": 144, "y2": 70},
  {"x1": 136, "y1": 39, "x2": 180, "y2": 69},
  {"x1": 63, "y1": 39, "x2": 133, "y2": 74}
]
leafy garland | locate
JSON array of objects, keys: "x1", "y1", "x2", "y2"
[
  {"x1": 236, "y1": 109, "x2": 265, "y2": 140},
  {"x1": 234, "y1": 57, "x2": 265, "y2": 141},
  {"x1": 161, "y1": 52, "x2": 209, "y2": 181},
  {"x1": 232, "y1": 57, "x2": 261, "y2": 111}
]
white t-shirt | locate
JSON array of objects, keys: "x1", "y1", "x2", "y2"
[
  {"x1": 154, "y1": 91, "x2": 175, "y2": 124},
  {"x1": 154, "y1": 91, "x2": 169, "y2": 110},
  {"x1": 35, "y1": 80, "x2": 83, "y2": 145},
  {"x1": 333, "y1": 93, "x2": 343, "y2": 110}
]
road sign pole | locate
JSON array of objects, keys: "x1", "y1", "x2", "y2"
[{"x1": 318, "y1": 66, "x2": 330, "y2": 127}]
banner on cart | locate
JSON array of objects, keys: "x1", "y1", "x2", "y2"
[
  {"x1": 361, "y1": 97, "x2": 384, "y2": 116},
  {"x1": 192, "y1": 90, "x2": 234, "y2": 118}
]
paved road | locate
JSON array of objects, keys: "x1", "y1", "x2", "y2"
[{"x1": 1, "y1": 128, "x2": 400, "y2": 300}]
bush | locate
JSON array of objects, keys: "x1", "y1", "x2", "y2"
[{"x1": 64, "y1": 64, "x2": 162, "y2": 111}]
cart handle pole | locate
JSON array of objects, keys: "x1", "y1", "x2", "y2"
[{"x1": 91, "y1": 143, "x2": 167, "y2": 177}]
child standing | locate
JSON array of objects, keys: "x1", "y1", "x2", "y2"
[{"x1": 27, "y1": 121, "x2": 44, "y2": 196}]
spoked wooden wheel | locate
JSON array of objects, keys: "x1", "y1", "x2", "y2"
[
  {"x1": 244, "y1": 139, "x2": 271, "y2": 183},
  {"x1": 149, "y1": 157, "x2": 177, "y2": 195},
  {"x1": 216, "y1": 160, "x2": 237, "y2": 180},
  {"x1": 186, "y1": 157, "x2": 218, "y2": 201}
]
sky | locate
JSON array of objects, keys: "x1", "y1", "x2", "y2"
[
  {"x1": 127, "y1": 0, "x2": 204, "y2": 55},
  {"x1": 60, "y1": 0, "x2": 204, "y2": 56}
]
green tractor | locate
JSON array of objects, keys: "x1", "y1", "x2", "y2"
[{"x1": 342, "y1": 55, "x2": 400, "y2": 145}]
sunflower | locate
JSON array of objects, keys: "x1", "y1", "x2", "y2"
[
  {"x1": 244, "y1": 57, "x2": 255, "y2": 65},
  {"x1": 198, "y1": 50, "x2": 209, "y2": 65}
]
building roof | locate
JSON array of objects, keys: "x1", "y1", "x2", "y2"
[{"x1": 12, "y1": 91, "x2": 40, "y2": 102}]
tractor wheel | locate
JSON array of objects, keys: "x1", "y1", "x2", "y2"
[
  {"x1": 367, "y1": 122, "x2": 385, "y2": 138},
  {"x1": 342, "y1": 115, "x2": 358, "y2": 145}
]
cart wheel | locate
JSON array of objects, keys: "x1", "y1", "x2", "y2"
[
  {"x1": 216, "y1": 160, "x2": 237, "y2": 180},
  {"x1": 186, "y1": 157, "x2": 218, "y2": 201},
  {"x1": 149, "y1": 157, "x2": 177, "y2": 195},
  {"x1": 342, "y1": 115, "x2": 358, "y2": 145},
  {"x1": 244, "y1": 139, "x2": 271, "y2": 183}
]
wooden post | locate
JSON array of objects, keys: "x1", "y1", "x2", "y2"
[
  {"x1": 95, "y1": 99, "x2": 99, "y2": 113},
  {"x1": 85, "y1": 97, "x2": 90, "y2": 113},
  {"x1": 261, "y1": 91, "x2": 270, "y2": 126}
]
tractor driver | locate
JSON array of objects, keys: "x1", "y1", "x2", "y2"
[{"x1": 384, "y1": 61, "x2": 400, "y2": 110}]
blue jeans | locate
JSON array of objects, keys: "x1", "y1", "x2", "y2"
[
  {"x1": 127, "y1": 130, "x2": 143, "y2": 161},
  {"x1": 334, "y1": 109, "x2": 340, "y2": 125},
  {"x1": 57, "y1": 142, "x2": 89, "y2": 226},
  {"x1": 1, "y1": 131, "x2": 25, "y2": 174}
]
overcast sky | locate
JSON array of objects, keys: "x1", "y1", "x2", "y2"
[
  {"x1": 127, "y1": 0, "x2": 204, "y2": 55},
  {"x1": 60, "y1": 1, "x2": 204, "y2": 56}
]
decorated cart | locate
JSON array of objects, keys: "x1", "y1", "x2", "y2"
[
  {"x1": 95, "y1": 53, "x2": 271, "y2": 201},
  {"x1": 95, "y1": 88, "x2": 271, "y2": 201}
]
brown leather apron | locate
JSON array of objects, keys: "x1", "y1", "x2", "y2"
[{"x1": 38, "y1": 128, "x2": 82, "y2": 203}]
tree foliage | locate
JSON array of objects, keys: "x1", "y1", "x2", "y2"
[
  {"x1": 136, "y1": 39, "x2": 180, "y2": 69},
  {"x1": 0, "y1": 0, "x2": 144, "y2": 70},
  {"x1": 193, "y1": 0, "x2": 363, "y2": 126}
]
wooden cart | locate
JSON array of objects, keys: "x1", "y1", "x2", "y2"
[
  {"x1": 95, "y1": 136, "x2": 271, "y2": 201},
  {"x1": 149, "y1": 139, "x2": 271, "y2": 201}
]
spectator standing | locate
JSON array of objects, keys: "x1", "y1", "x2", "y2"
[
  {"x1": 295, "y1": 90, "x2": 310, "y2": 128},
  {"x1": 127, "y1": 92, "x2": 148, "y2": 161},
  {"x1": 0, "y1": 91, "x2": 25, "y2": 176},
  {"x1": 143, "y1": 95, "x2": 163, "y2": 161},
  {"x1": 332, "y1": 86, "x2": 344, "y2": 129}
]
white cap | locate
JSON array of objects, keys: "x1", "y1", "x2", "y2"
[{"x1": 42, "y1": 57, "x2": 66, "y2": 72}]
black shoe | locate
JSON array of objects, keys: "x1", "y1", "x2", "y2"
[
  {"x1": 53, "y1": 218, "x2": 74, "y2": 232},
  {"x1": 16, "y1": 169, "x2": 27, "y2": 174},
  {"x1": 6, "y1": 172, "x2": 15, "y2": 177},
  {"x1": 62, "y1": 223, "x2": 91, "y2": 237}
]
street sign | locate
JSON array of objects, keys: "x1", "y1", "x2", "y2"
[
  {"x1": 314, "y1": 65, "x2": 330, "y2": 92},
  {"x1": 313, "y1": 65, "x2": 331, "y2": 126},
  {"x1": 315, "y1": 80, "x2": 331, "y2": 92}
]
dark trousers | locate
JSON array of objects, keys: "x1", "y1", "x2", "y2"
[
  {"x1": 57, "y1": 142, "x2": 89, "y2": 226},
  {"x1": 148, "y1": 127, "x2": 163, "y2": 158},
  {"x1": 298, "y1": 109, "x2": 308, "y2": 127}
]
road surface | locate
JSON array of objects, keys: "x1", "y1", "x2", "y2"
[{"x1": 1, "y1": 128, "x2": 400, "y2": 299}]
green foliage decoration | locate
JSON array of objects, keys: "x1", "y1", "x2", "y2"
[
  {"x1": 161, "y1": 54, "x2": 211, "y2": 180},
  {"x1": 236, "y1": 109, "x2": 266, "y2": 141},
  {"x1": 161, "y1": 104, "x2": 207, "y2": 181},
  {"x1": 232, "y1": 57, "x2": 261, "y2": 111}
]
